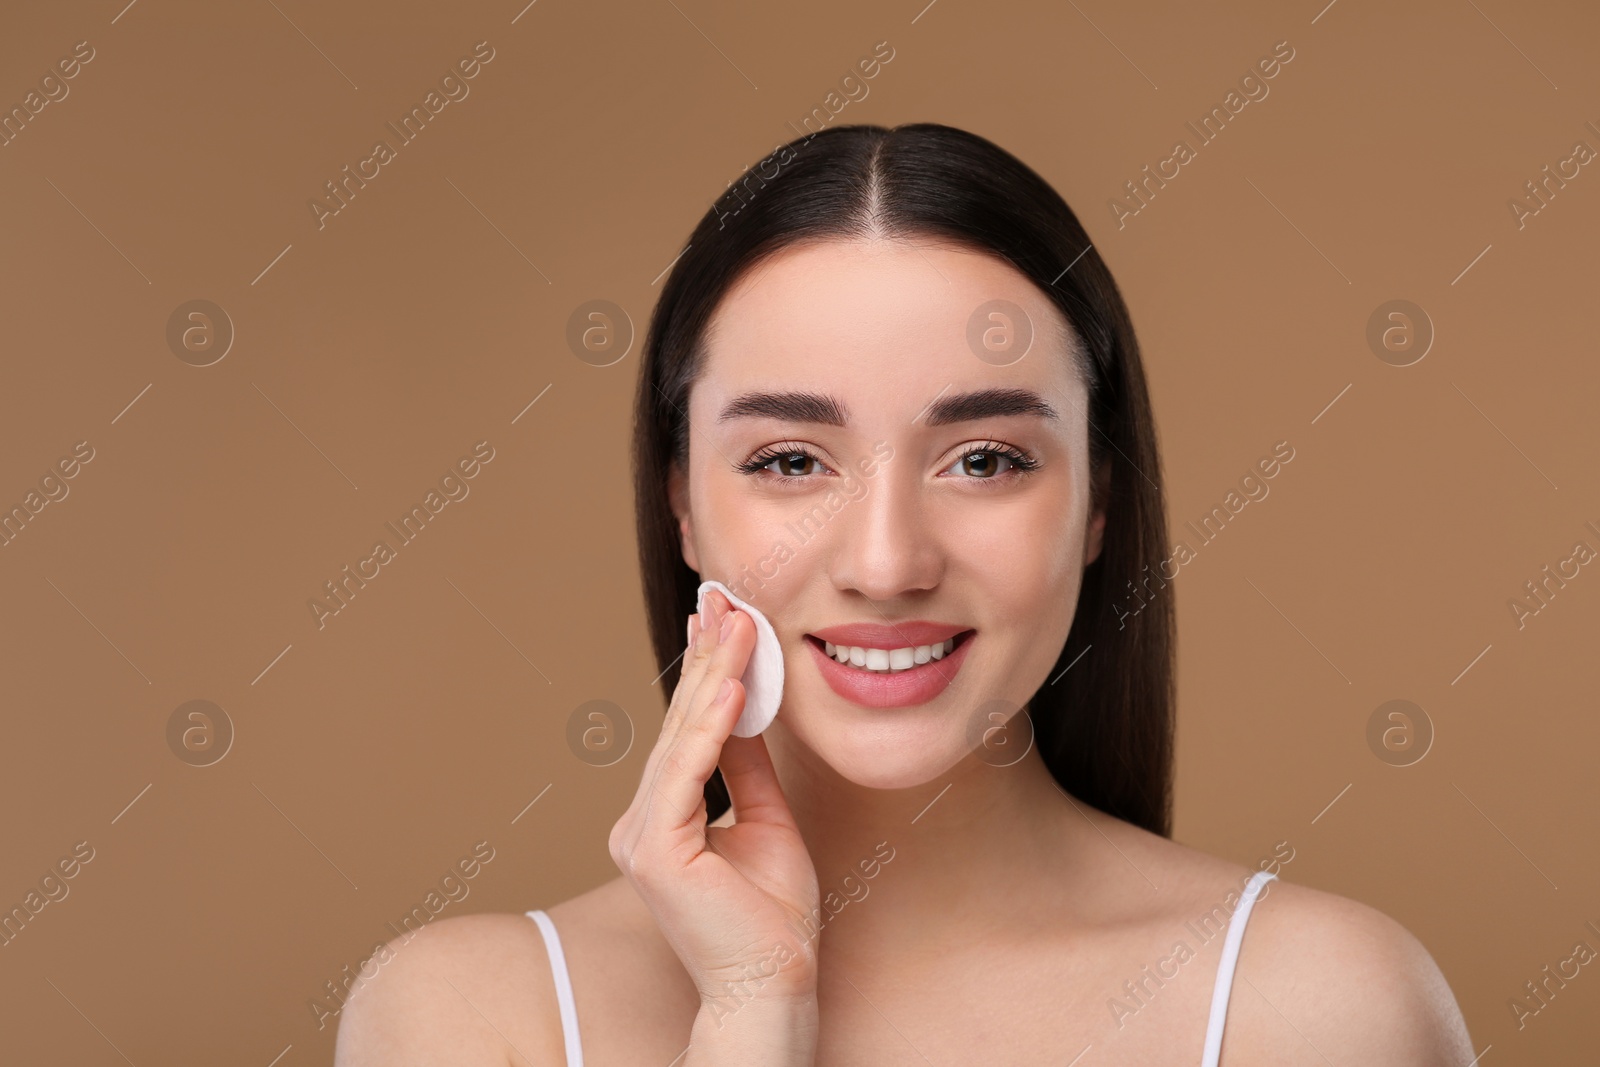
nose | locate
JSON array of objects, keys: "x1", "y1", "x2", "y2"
[{"x1": 824, "y1": 460, "x2": 945, "y2": 601}]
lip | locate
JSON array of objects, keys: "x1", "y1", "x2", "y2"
[
  {"x1": 805, "y1": 621, "x2": 969, "y2": 648},
  {"x1": 804, "y1": 629, "x2": 976, "y2": 708}
]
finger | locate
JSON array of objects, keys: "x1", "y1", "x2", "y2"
[
  {"x1": 621, "y1": 600, "x2": 745, "y2": 855},
  {"x1": 637, "y1": 603, "x2": 722, "y2": 798},
  {"x1": 717, "y1": 731, "x2": 798, "y2": 831},
  {"x1": 663, "y1": 597, "x2": 723, "y2": 739},
  {"x1": 648, "y1": 602, "x2": 746, "y2": 806},
  {"x1": 641, "y1": 612, "x2": 754, "y2": 834},
  {"x1": 686, "y1": 587, "x2": 735, "y2": 686},
  {"x1": 631, "y1": 675, "x2": 744, "y2": 856},
  {"x1": 658, "y1": 586, "x2": 745, "y2": 758},
  {"x1": 655, "y1": 582, "x2": 728, "y2": 744},
  {"x1": 660, "y1": 597, "x2": 754, "y2": 769},
  {"x1": 617, "y1": 608, "x2": 707, "y2": 846}
]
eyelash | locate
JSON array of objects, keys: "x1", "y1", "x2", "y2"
[{"x1": 735, "y1": 440, "x2": 1042, "y2": 486}]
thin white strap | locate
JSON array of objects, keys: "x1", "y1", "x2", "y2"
[
  {"x1": 1199, "y1": 870, "x2": 1277, "y2": 1067},
  {"x1": 526, "y1": 909, "x2": 584, "y2": 1067}
]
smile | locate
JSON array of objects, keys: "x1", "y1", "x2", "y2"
[
  {"x1": 816, "y1": 635, "x2": 959, "y2": 673},
  {"x1": 802, "y1": 630, "x2": 976, "y2": 708}
]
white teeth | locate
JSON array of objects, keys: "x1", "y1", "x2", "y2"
[{"x1": 821, "y1": 637, "x2": 958, "y2": 673}]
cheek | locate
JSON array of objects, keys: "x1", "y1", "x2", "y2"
[
  {"x1": 697, "y1": 482, "x2": 809, "y2": 598},
  {"x1": 959, "y1": 494, "x2": 1086, "y2": 693},
  {"x1": 959, "y1": 486, "x2": 1084, "y2": 608}
]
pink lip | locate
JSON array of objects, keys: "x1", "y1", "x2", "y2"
[
  {"x1": 804, "y1": 630, "x2": 975, "y2": 708},
  {"x1": 805, "y1": 620, "x2": 968, "y2": 647}
]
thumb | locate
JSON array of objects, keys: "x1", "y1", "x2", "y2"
[{"x1": 717, "y1": 731, "x2": 798, "y2": 830}]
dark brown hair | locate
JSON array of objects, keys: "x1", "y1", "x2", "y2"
[{"x1": 632, "y1": 122, "x2": 1174, "y2": 835}]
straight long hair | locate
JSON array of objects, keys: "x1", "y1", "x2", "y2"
[{"x1": 632, "y1": 122, "x2": 1174, "y2": 836}]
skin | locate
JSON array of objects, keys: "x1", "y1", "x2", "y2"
[{"x1": 334, "y1": 237, "x2": 1477, "y2": 1065}]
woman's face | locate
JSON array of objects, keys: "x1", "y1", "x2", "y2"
[{"x1": 669, "y1": 236, "x2": 1106, "y2": 791}]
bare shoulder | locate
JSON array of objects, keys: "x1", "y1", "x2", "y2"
[
  {"x1": 1227, "y1": 877, "x2": 1477, "y2": 1065},
  {"x1": 333, "y1": 875, "x2": 698, "y2": 1065},
  {"x1": 1078, "y1": 812, "x2": 1474, "y2": 1063},
  {"x1": 540, "y1": 875, "x2": 704, "y2": 1059},
  {"x1": 332, "y1": 910, "x2": 565, "y2": 1066}
]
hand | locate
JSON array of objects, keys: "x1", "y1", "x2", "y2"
[{"x1": 609, "y1": 587, "x2": 821, "y2": 1012}]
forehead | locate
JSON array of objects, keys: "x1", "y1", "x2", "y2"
[{"x1": 696, "y1": 237, "x2": 1085, "y2": 415}]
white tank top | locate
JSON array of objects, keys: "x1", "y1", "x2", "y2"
[{"x1": 527, "y1": 868, "x2": 1278, "y2": 1066}]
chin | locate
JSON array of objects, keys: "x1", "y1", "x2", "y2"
[{"x1": 780, "y1": 705, "x2": 979, "y2": 792}]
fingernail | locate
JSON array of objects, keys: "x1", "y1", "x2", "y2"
[
  {"x1": 687, "y1": 613, "x2": 698, "y2": 646},
  {"x1": 701, "y1": 598, "x2": 720, "y2": 635},
  {"x1": 697, "y1": 610, "x2": 717, "y2": 655},
  {"x1": 719, "y1": 609, "x2": 735, "y2": 643},
  {"x1": 714, "y1": 677, "x2": 735, "y2": 705}
]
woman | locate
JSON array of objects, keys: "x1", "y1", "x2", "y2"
[{"x1": 336, "y1": 123, "x2": 1474, "y2": 1064}]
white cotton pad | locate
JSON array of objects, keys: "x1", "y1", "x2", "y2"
[{"x1": 696, "y1": 579, "x2": 785, "y2": 737}]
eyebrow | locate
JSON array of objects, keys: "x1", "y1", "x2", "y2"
[{"x1": 717, "y1": 387, "x2": 1060, "y2": 427}]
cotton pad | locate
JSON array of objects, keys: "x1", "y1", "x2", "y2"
[{"x1": 696, "y1": 579, "x2": 785, "y2": 737}]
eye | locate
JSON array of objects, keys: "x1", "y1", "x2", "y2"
[
  {"x1": 943, "y1": 442, "x2": 1042, "y2": 483},
  {"x1": 734, "y1": 440, "x2": 1041, "y2": 486},
  {"x1": 735, "y1": 443, "x2": 834, "y2": 480}
]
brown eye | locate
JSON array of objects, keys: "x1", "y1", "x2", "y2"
[
  {"x1": 771, "y1": 453, "x2": 815, "y2": 476},
  {"x1": 958, "y1": 451, "x2": 1005, "y2": 478},
  {"x1": 736, "y1": 444, "x2": 831, "y2": 480},
  {"x1": 943, "y1": 442, "x2": 1041, "y2": 483}
]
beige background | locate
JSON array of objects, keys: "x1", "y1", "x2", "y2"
[{"x1": 2, "y1": 0, "x2": 1597, "y2": 1062}]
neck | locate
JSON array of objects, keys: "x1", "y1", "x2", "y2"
[{"x1": 716, "y1": 723, "x2": 1104, "y2": 966}]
